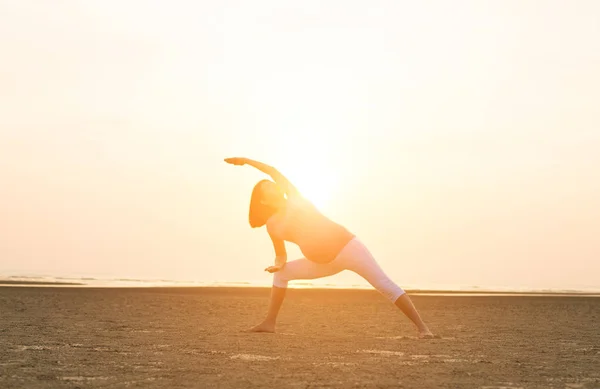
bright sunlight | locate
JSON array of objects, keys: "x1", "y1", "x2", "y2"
[
  {"x1": 278, "y1": 151, "x2": 337, "y2": 210},
  {"x1": 248, "y1": 69, "x2": 351, "y2": 211}
]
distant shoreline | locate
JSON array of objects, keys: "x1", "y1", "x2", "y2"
[
  {"x1": 0, "y1": 280, "x2": 84, "y2": 286},
  {"x1": 0, "y1": 282, "x2": 598, "y2": 297}
]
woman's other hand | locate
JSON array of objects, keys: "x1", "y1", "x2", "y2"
[{"x1": 224, "y1": 157, "x2": 247, "y2": 166}]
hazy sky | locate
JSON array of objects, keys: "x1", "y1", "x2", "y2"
[{"x1": 1, "y1": 0, "x2": 599, "y2": 290}]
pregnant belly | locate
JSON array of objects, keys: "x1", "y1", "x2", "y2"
[{"x1": 298, "y1": 224, "x2": 355, "y2": 264}]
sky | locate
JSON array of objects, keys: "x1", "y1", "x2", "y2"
[{"x1": 1, "y1": 0, "x2": 599, "y2": 291}]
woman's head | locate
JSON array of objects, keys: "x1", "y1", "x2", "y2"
[{"x1": 248, "y1": 180, "x2": 285, "y2": 228}]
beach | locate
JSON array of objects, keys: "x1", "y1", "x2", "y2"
[{"x1": 1, "y1": 286, "x2": 598, "y2": 389}]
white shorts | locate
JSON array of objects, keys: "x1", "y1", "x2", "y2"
[{"x1": 273, "y1": 238, "x2": 405, "y2": 302}]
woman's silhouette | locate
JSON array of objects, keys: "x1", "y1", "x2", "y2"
[{"x1": 225, "y1": 157, "x2": 434, "y2": 338}]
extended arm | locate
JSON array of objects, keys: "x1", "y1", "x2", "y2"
[{"x1": 224, "y1": 157, "x2": 299, "y2": 198}]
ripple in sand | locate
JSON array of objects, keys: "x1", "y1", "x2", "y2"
[
  {"x1": 61, "y1": 376, "x2": 113, "y2": 382},
  {"x1": 375, "y1": 335, "x2": 449, "y2": 340},
  {"x1": 358, "y1": 349, "x2": 405, "y2": 356},
  {"x1": 15, "y1": 345, "x2": 54, "y2": 351},
  {"x1": 129, "y1": 329, "x2": 164, "y2": 334},
  {"x1": 0, "y1": 361, "x2": 20, "y2": 366},
  {"x1": 398, "y1": 361, "x2": 419, "y2": 365},
  {"x1": 183, "y1": 349, "x2": 227, "y2": 356},
  {"x1": 230, "y1": 354, "x2": 280, "y2": 361},
  {"x1": 442, "y1": 358, "x2": 471, "y2": 363},
  {"x1": 315, "y1": 362, "x2": 358, "y2": 367},
  {"x1": 552, "y1": 378, "x2": 600, "y2": 387},
  {"x1": 575, "y1": 346, "x2": 599, "y2": 353}
]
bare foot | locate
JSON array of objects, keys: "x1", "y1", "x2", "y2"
[
  {"x1": 248, "y1": 321, "x2": 275, "y2": 333},
  {"x1": 418, "y1": 330, "x2": 436, "y2": 339}
]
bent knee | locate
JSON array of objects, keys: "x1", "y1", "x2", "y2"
[{"x1": 272, "y1": 270, "x2": 290, "y2": 288}]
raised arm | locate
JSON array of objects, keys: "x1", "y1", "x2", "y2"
[{"x1": 224, "y1": 157, "x2": 299, "y2": 197}]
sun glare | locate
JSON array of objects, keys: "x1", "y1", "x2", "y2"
[
  {"x1": 280, "y1": 151, "x2": 336, "y2": 209},
  {"x1": 245, "y1": 65, "x2": 354, "y2": 211},
  {"x1": 282, "y1": 159, "x2": 335, "y2": 210}
]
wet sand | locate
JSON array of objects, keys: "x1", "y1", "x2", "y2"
[{"x1": 1, "y1": 286, "x2": 599, "y2": 388}]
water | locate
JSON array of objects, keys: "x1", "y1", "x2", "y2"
[{"x1": 1, "y1": 275, "x2": 599, "y2": 296}]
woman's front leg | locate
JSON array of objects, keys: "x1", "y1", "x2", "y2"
[
  {"x1": 249, "y1": 286, "x2": 287, "y2": 333},
  {"x1": 249, "y1": 257, "x2": 343, "y2": 332},
  {"x1": 393, "y1": 294, "x2": 434, "y2": 338}
]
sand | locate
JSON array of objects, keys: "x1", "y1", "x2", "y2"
[{"x1": 1, "y1": 286, "x2": 599, "y2": 389}]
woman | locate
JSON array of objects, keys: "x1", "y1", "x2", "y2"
[{"x1": 225, "y1": 157, "x2": 435, "y2": 338}]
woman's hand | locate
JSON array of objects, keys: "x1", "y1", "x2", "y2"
[
  {"x1": 225, "y1": 157, "x2": 300, "y2": 198},
  {"x1": 224, "y1": 157, "x2": 247, "y2": 166},
  {"x1": 265, "y1": 255, "x2": 287, "y2": 273},
  {"x1": 264, "y1": 264, "x2": 284, "y2": 273}
]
